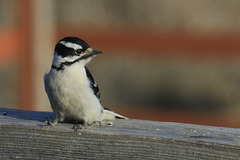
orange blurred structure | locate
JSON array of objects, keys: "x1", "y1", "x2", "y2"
[
  {"x1": 58, "y1": 27, "x2": 240, "y2": 57},
  {"x1": 0, "y1": 0, "x2": 34, "y2": 110}
]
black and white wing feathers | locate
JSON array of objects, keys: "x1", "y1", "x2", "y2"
[
  {"x1": 84, "y1": 67, "x2": 128, "y2": 119},
  {"x1": 85, "y1": 67, "x2": 101, "y2": 101}
]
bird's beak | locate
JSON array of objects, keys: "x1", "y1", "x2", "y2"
[{"x1": 92, "y1": 50, "x2": 103, "y2": 55}]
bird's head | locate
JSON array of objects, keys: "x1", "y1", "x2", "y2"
[{"x1": 52, "y1": 37, "x2": 102, "y2": 69}]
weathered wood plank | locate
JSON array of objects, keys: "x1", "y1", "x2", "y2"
[{"x1": 0, "y1": 107, "x2": 240, "y2": 159}]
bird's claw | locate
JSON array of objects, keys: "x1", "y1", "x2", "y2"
[
  {"x1": 72, "y1": 121, "x2": 101, "y2": 132},
  {"x1": 42, "y1": 116, "x2": 58, "y2": 126}
]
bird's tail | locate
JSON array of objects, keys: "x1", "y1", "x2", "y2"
[{"x1": 101, "y1": 108, "x2": 128, "y2": 121}]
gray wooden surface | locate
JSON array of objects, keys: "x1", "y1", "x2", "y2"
[{"x1": 0, "y1": 107, "x2": 240, "y2": 159}]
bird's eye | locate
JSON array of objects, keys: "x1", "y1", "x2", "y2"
[{"x1": 75, "y1": 49, "x2": 83, "y2": 54}]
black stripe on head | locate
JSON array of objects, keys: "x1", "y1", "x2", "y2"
[
  {"x1": 55, "y1": 37, "x2": 90, "y2": 57},
  {"x1": 61, "y1": 37, "x2": 90, "y2": 49},
  {"x1": 55, "y1": 43, "x2": 74, "y2": 57}
]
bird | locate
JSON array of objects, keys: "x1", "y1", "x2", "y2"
[{"x1": 43, "y1": 37, "x2": 128, "y2": 129}]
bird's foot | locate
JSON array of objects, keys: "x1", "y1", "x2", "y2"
[
  {"x1": 72, "y1": 121, "x2": 101, "y2": 132},
  {"x1": 42, "y1": 116, "x2": 58, "y2": 126},
  {"x1": 106, "y1": 121, "x2": 113, "y2": 126}
]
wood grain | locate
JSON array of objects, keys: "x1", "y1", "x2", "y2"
[{"x1": 0, "y1": 108, "x2": 240, "y2": 159}]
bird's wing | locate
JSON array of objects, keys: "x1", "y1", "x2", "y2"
[
  {"x1": 84, "y1": 66, "x2": 101, "y2": 101},
  {"x1": 85, "y1": 67, "x2": 128, "y2": 120}
]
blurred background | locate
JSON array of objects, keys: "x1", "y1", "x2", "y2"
[{"x1": 1, "y1": 0, "x2": 240, "y2": 127}]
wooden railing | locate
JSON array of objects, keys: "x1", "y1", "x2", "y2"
[{"x1": 1, "y1": 107, "x2": 240, "y2": 159}]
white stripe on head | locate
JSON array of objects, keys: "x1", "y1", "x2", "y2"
[
  {"x1": 59, "y1": 41, "x2": 83, "y2": 50},
  {"x1": 52, "y1": 51, "x2": 83, "y2": 67}
]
